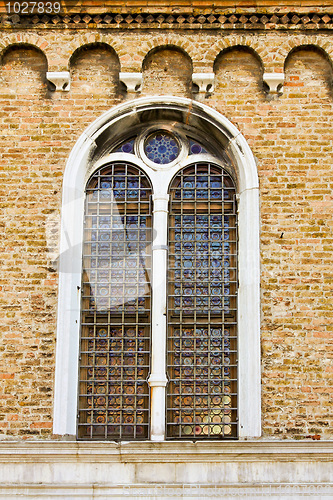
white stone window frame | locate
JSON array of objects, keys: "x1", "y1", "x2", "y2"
[{"x1": 53, "y1": 96, "x2": 260, "y2": 440}]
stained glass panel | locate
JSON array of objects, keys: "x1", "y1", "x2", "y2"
[
  {"x1": 113, "y1": 138, "x2": 135, "y2": 154},
  {"x1": 144, "y1": 131, "x2": 180, "y2": 164},
  {"x1": 78, "y1": 162, "x2": 152, "y2": 440},
  {"x1": 167, "y1": 163, "x2": 238, "y2": 439},
  {"x1": 189, "y1": 140, "x2": 208, "y2": 155}
]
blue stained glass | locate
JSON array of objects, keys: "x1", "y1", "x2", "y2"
[
  {"x1": 113, "y1": 139, "x2": 135, "y2": 154},
  {"x1": 128, "y1": 177, "x2": 139, "y2": 188},
  {"x1": 144, "y1": 132, "x2": 180, "y2": 164},
  {"x1": 189, "y1": 140, "x2": 207, "y2": 155}
]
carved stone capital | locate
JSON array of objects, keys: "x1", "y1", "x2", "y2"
[
  {"x1": 263, "y1": 72, "x2": 284, "y2": 94},
  {"x1": 192, "y1": 72, "x2": 215, "y2": 93},
  {"x1": 46, "y1": 71, "x2": 70, "y2": 91},
  {"x1": 119, "y1": 72, "x2": 142, "y2": 93}
]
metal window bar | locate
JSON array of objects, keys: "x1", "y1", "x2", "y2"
[
  {"x1": 78, "y1": 162, "x2": 152, "y2": 440},
  {"x1": 166, "y1": 163, "x2": 238, "y2": 439}
]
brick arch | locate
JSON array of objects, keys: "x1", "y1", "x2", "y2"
[
  {"x1": 213, "y1": 44, "x2": 264, "y2": 74},
  {"x1": 0, "y1": 41, "x2": 49, "y2": 96},
  {"x1": 71, "y1": 34, "x2": 140, "y2": 71},
  {"x1": 284, "y1": 42, "x2": 333, "y2": 72},
  {"x1": 142, "y1": 43, "x2": 193, "y2": 71},
  {"x1": 69, "y1": 42, "x2": 120, "y2": 70},
  {"x1": 138, "y1": 36, "x2": 195, "y2": 69},
  {"x1": 0, "y1": 38, "x2": 48, "y2": 69},
  {"x1": 57, "y1": 34, "x2": 122, "y2": 69},
  {"x1": 205, "y1": 37, "x2": 266, "y2": 72},
  {"x1": 141, "y1": 45, "x2": 193, "y2": 97}
]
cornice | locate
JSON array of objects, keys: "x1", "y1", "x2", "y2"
[
  {"x1": 2, "y1": 11, "x2": 333, "y2": 30},
  {"x1": 0, "y1": 440, "x2": 332, "y2": 463},
  {"x1": 1, "y1": 1, "x2": 331, "y2": 10}
]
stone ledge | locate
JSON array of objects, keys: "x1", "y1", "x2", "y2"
[
  {"x1": 0, "y1": 441, "x2": 333, "y2": 499},
  {"x1": 0, "y1": 440, "x2": 333, "y2": 462},
  {"x1": 0, "y1": 483, "x2": 332, "y2": 500}
]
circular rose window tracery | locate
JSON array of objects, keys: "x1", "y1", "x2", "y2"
[{"x1": 144, "y1": 131, "x2": 180, "y2": 164}]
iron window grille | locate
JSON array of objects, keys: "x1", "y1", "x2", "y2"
[
  {"x1": 78, "y1": 163, "x2": 152, "y2": 440},
  {"x1": 167, "y1": 164, "x2": 238, "y2": 439},
  {"x1": 77, "y1": 130, "x2": 238, "y2": 441}
]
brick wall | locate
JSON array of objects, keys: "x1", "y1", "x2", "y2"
[{"x1": 0, "y1": 26, "x2": 332, "y2": 439}]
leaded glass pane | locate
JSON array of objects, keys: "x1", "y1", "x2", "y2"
[
  {"x1": 167, "y1": 163, "x2": 238, "y2": 439},
  {"x1": 189, "y1": 140, "x2": 207, "y2": 155},
  {"x1": 78, "y1": 162, "x2": 152, "y2": 440},
  {"x1": 113, "y1": 138, "x2": 135, "y2": 154}
]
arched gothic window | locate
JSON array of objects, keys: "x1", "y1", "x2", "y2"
[
  {"x1": 54, "y1": 98, "x2": 260, "y2": 441},
  {"x1": 77, "y1": 129, "x2": 238, "y2": 440}
]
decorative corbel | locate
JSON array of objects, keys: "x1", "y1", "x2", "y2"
[
  {"x1": 192, "y1": 72, "x2": 215, "y2": 93},
  {"x1": 263, "y1": 72, "x2": 284, "y2": 94},
  {"x1": 119, "y1": 72, "x2": 142, "y2": 93},
  {"x1": 46, "y1": 71, "x2": 70, "y2": 91}
]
